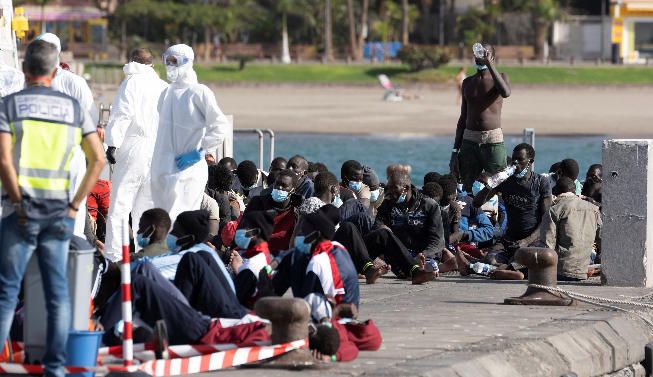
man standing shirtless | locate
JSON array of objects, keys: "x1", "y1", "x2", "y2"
[{"x1": 450, "y1": 44, "x2": 511, "y2": 192}]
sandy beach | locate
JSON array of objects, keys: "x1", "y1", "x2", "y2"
[{"x1": 92, "y1": 84, "x2": 653, "y2": 137}]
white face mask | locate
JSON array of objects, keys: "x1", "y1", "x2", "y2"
[{"x1": 166, "y1": 66, "x2": 180, "y2": 82}]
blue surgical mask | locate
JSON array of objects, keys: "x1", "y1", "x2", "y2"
[
  {"x1": 370, "y1": 189, "x2": 380, "y2": 203},
  {"x1": 476, "y1": 64, "x2": 488, "y2": 71},
  {"x1": 166, "y1": 234, "x2": 180, "y2": 253},
  {"x1": 348, "y1": 181, "x2": 363, "y2": 192},
  {"x1": 397, "y1": 193, "x2": 407, "y2": 204},
  {"x1": 332, "y1": 195, "x2": 343, "y2": 208},
  {"x1": 271, "y1": 188, "x2": 290, "y2": 203},
  {"x1": 234, "y1": 229, "x2": 252, "y2": 250},
  {"x1": 136, "y1": 233, "x2": 150, "y2": 248},
  {"x1": 515, "y1": 164, "x2": 530, "y2": 179},
  {"x1": 244, "y1": 183, "x2": 258, "y2": 191},
  {"x1": 294, "y1": 235, "x2": 312, "y2": 254},
  {"x1": 472, "y1": 181, "x2": 486, "y2": 196}
]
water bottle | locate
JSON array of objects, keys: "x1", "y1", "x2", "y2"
[
  {"x1": 486, "y1": 165, "x2": 516, "y2": 188},
  {"x1": 470, "y1": 262, "x2": 496, "y2": 276},
  {"x1": 473, "y1": 43, "x2": 486, "y2": 59}
]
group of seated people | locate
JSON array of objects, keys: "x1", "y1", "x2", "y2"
[{"x1": 61, "y1": 142, "x2": 604, "y2": 363}]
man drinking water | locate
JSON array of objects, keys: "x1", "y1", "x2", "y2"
[{"x1": 450, "y1": 43, "x2": 511, "y2": 192}]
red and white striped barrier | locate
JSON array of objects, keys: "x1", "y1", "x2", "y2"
[
  {"x1": 97, "y1": 341, "x2": 274, "y2": 364},
  {"x1": 121, "y1": 216, "x2": 134, "y2": 366},
  {"x1": 0, "y1": 339, "x2": 307, "y2": 376}
]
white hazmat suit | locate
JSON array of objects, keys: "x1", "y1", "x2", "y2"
[
  {"x1": 104, "y1": 62, "x2": 169, "y2": 261},
  {"x1": 37, "y1": 33, "x2": 97, "y2": 240},
  {"x1": 151, "y1": 44, "x2": 230, "y2": 224},
  {"x1": 0, "y1": 63, "x2": 25, "y2": 218}
]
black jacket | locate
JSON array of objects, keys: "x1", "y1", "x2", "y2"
[{"x1": 375, "y1": 186, "x2": 445, "y2": 259}]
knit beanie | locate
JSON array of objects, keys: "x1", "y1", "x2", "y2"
[
  {"x1": 238, "y1": 210, "x2": 275, "y2": 241},
  {"x1": 303, "y1": 205, "x2": 340, "y2": 240},
  {"x1": 175, "y1": 210, "x2": 210, "y2": 243},
  {"x1": 363, "y1": 166, "x2": 380, "y2": 189}
]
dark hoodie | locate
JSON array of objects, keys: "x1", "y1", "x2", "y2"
[{"x1": 374, "y1": 185, "x2": 445, "y2": 260}]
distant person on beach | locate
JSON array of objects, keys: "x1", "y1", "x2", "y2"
[{"x1": 450, "y1": 43, "x2": 511, "y2": 192}]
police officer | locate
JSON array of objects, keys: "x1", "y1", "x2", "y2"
[{"x1": 0, "y1": 40, "x2": 105, "y2": 377}]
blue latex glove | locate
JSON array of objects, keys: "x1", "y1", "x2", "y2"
[{"x1": 175, "y1": 149, "x2": 203, "y2": 171}]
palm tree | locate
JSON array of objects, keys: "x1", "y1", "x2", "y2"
[
  {"x1": 346, "y1": 0, "x2": 369, "y2": 61},
  {"x1": 531, "y1": 0, "x2": 563, "y2": 60},
  {"x1": 277, "y1": 0, "x2": 294, "y2": 63},
  {"x1": 324, "y1": 0, "x2": 334, "y2": 61},
  {"x1": 401, "y1": 0, "x2": 409, "y2": 44}
]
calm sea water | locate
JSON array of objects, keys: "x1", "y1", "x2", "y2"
[{"x1": 233, "y1": 133, "x2": 605, "y2": 183}]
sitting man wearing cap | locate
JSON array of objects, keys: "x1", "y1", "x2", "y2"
[{"x1": 231, "y1": 210, "x2": 276, "y2": 308}]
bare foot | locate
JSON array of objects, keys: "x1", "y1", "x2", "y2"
[
  {"x1": 364, "y1": 267, "x2": 382, "y2": 284},
  {"x1": 439, "y1": 258, "x2": 458, "y2": 273},
  {"x1": 417, "y1": 253, "x2": 426, "y2": 270},
  {"x1": 439, "y1": 249, "x2": 458, "y2": 273},
  {"x1": 373, "y1": 258, "x2": 390, "y2": 275},
  {"x1": 411, "y1": 269, "x2": 436, "y2": 285},
  {"x1": 490, "y1": 270, "x2": 525, "y2": 280},
  {"x1": 230, "y1": 250, "x2": 243, "y2": 272},
  {"x1": 455, "y1": 248, "x2": 471, "y2": 276}
]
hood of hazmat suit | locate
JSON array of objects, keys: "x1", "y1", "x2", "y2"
[
  {"x1": 151, "y1": 44, "x2": 231, "y2": 224},
  {"x1": 38, "y1": 32, "x2": 98, "y2": 240},
  {"x1": 103, "y1": 61, "x2": 169, "y2": 261},
  {"x1": 0, "y1": 64, "x2": 25, "y2": 97}
]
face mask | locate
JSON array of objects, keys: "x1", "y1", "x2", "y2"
[
  {"x1": 332, "y1": 195, "x2": 343, "y2": 208},
  {"x1": 348, "y1": 181, "x2": 363, "y2": 192},
  {"x1": 472, "y1": 181, "x2": 486, "y2": 196},
  {"x1": 234, "y1": 229, "x2": 252, "y2": 250},
  {"x1": 397, "y1": 193, "x2": 407, "y2": 204},
  {"x1": 476, "y1": 64, "x2": 488, "y2": 71},
  {"x1": 136, "y1": 225, "x2": 155, "y2": 248},
  {"x1": 136, "y1": 233, "x2": 150, "y2": 248},
  {"x1": 370, "y1": 189, "x2": 380, "y2": 203},
  {"x1": 271, "y1": 188, "x2": 290, "y2": 203},
  {"x1": 294, "y1": 235, "x2": 312, "y2": 254},
  {"x1": 166, "y1": 66, "x2": 179, "y2": 82},
  {"x1": 457, "y1": 183, "x2": 464, "y2": 193},
  {"x1": 166, "y1": 234, "x2": 180, "y2": 253},
  {"x1": 515, "y1": 163, "x2": 530, "y2": 179},
  {"x1": 244, "y1": 182, "x2": 258, "y2": 191}
]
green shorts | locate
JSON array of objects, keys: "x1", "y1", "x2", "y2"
[{"x1": 458, "y1": 140, "x2": 507, "y2": 192}]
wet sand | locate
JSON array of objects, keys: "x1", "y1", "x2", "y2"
[{"x1": 93, "y1": 84, "x2": 653, "y2": 137}]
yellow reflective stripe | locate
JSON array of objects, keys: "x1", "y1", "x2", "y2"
[
  {"x1": 18, "y1": 175, "x2": 69, "y2": 191},
  {"x1": 19, "y1": 119, "x2": 70, "y2": 171},
  {"x1": 63, "y1": 128, "x2": 82, "y2": 171}
]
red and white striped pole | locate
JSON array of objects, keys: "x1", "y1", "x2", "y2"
[{"x1": 120, "y1": 216, "x2": 133, "y2": 366}]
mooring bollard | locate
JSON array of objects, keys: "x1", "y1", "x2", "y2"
[
  {"x1": 255, "y1": 297, "x2": 323, "y2": 368},
  {"x1": 504, "y1": 247, "x2": 574, "y2": 306}
]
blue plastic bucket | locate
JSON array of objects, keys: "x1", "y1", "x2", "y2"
[{"x1": 65, "y1": 330, "x2": 103, "y2": 377}]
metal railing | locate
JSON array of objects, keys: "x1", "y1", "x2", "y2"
[{"x1": 233, "y1": 128, "x2": 275, "y2": 169}]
